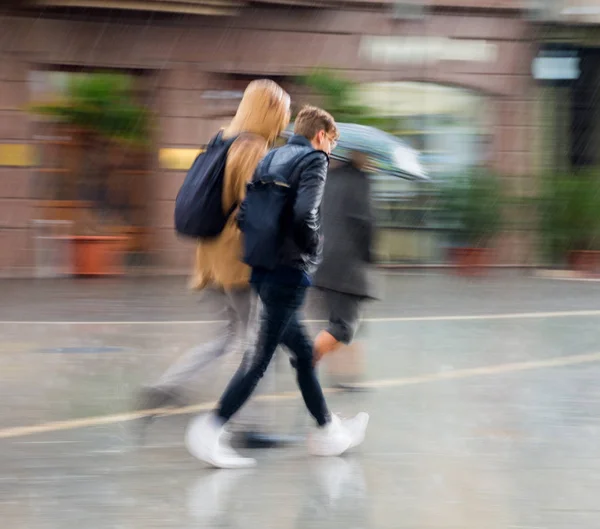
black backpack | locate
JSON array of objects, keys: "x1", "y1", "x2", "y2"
[
  {"x1": 238, "y1": 149, "x2": 320, "y2": 270},
  {"x1": 237, "y1": 149, "x2": 292, "y2": 270},
  {"x1": 174, "y1": 132, "x2": 239, "y2": 239}
]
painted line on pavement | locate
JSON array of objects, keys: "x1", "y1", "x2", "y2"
[
  {"x1": 536, "y1": 276, "x2": 600, "y2": 283},
  {"x1": 1, "y1": 350, "x2": 600, "y2": 440},
  {"x1": 3, "y1": 309, "x2": 600, "y2": 326}
]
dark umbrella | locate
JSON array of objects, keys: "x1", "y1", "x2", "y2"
[{"x1": 282, "y1": 122, "x2": 429, "y2": 181}]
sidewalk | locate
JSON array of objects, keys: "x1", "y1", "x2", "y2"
[
  {"x1": 2, "y1": 271, "x2": 600, "y2": 529},
  {"x1": 2, "y1": 270, "x2": 600, "y2": 322}
]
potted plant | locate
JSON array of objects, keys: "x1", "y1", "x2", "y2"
[
  {"x1": 539, "y1": 172, "x2": 600, "y2": 276},
  {"x1": 437, "y1": 172, "x2": 502, "y2": 275},
  {"x1": 30, "y1": 73, "x2": 151, "y2": 276}
]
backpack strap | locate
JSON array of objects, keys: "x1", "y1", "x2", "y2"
[
  {"x1": 250, "y1": 149, "x2": 279, "y2": 185},
  {"x1": 264, "y1": 149, "x2": 279, "y2": 174},
  {"x1": 207, "y1": 131, "x2": 223, "y2": 148},
  {"x1": 207, "y1": 130, "x2": 241, "y2": 149},
  {"x1": 287, "y1": 149, "x2": 329, "y2": 190},
  {"x1": 199, "y1": 130, "x2": 242, "y2": 221}
]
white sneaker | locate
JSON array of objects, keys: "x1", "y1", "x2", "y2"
[
  {"x1": 344, "y1": 412, "x2": 370, "y2": 449},
  {"x1": 185, "y1": 414, "x2": 257, "y2": 469},
  {"x1": 308, "y1": 415, "x2": 352, "y2": 457},
  {"x1": 308, "y1": 413, "x2": 369, "y2": 457}
]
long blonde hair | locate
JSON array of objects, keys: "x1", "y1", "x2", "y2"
[{"x1": 224, "y1": 79, "x2": 290, "y2": 144}]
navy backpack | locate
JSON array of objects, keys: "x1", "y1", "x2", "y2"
[
  {"x1": 174, "y1": 132, "x2": 239, "y2": 239},
  {"x1": 238, "y1": 149, "x2": 325, "y2": 270},
  {"x1": 237, "y1": 150, "x2": 291, "y2": 270}
]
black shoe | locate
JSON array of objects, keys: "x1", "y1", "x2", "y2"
[
  {"x1": 230, "y1": 431, "x2": 303, "y2": 449},
  {"x1": 331, "y1": 382, "x2": 372, "y2": 393}
]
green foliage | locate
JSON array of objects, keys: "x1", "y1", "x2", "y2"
[
  {"x1": 436, "y1": 172, "x2": 503, "y2": 248},
  {"x1": 300, "y1": 69, "x2": 396, "y2": 131},
  {"x1": 30, "y1": 73, "x2": 150, "y2": 146},
  {"x1": 29, "y1": 73, "x2": 152, "y2": 235},
  {"x1": 539, "y1": 171, "x2": 600, "y2": 263}
]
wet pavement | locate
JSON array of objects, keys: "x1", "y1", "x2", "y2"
[
  {"x1": 4, "y1": 270, "x2": 600, "y2": 322},
  {"x1": 1, "y1": 272, "x2": 600, "y2": 528}
]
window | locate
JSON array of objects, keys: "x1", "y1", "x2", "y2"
[{"x1": 357, "y1": 81, "x2": 490, "y2": 181}]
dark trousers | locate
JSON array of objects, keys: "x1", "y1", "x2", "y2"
[{"x1": 217, "y1": 281, "x2": 330, "y2": 427}]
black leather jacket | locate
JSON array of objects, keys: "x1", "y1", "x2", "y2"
[{"x1": 254, "y1": 134, "x2": 329, "y2": 275}]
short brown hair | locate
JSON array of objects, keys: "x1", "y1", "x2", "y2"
[{"x1": 294, "y1": 105, "x2": 339, "y2": 141}]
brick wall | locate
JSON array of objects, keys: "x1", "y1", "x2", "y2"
[
  {"x1": 0, "y1": 7, "x2": 537, "y2": 274},
  {"x1": 0, "y1": 53, "x2": 34, "y2": 276}
]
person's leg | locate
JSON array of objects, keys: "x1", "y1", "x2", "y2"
[
  {"x1": 314, "y1": 290, "x2": 362, "y2": 365},
  {"x1": 325, "y1": 312, "x2": 370, "y2": 390},
  {"x1": 154, "y1": 318, "x2": 235, "y2": 391},
  {"x1": 217, "y1": 282, "x2": 303, "y2": 423},
  {"x1": 326, "y1": 341, "x2": 367, "y2": 388},
  {"x1": 319, "y1": 291, "x2": 368, "y2": 389},
  {"x1": 279, "y1": 313, "x2": 330, "y2": 426},
  {"x1": 223, "y1": 287, "x2": 255, "y2": 341},
  {"x1": 185, "y1": 283, "x2": 370, "y2": 467},
  {"x1": 181, "y1": 289, "x2": 281, "y2": 439},
  {"x1": 278, "y1": 301, "x2": 369, "y2": 458},
  {"x1": 136, "y1": 287, "x2": 256, "y2": 446},
  {"x1": 226, "y1": 295, "x2": 287, "y2": 447},
  {"x1": 137, "y1": 288, "x2": 242, "y2": 414},
  {"x1": 314, "y1": 331, "x2": 342, "y2": 364},
  {"x1": 155, "y1": 288, "x2": 252, "y2": 391},
  {"x1": 313, "y1": 289, "x2": 345, "y2": 364},
  {"x1": 185, "y1": 282, "x2": 303, "y2": 468}
]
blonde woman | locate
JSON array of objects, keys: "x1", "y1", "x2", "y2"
[{"x1": 138, "y1": 80, "x2": 291, "y2": 445}]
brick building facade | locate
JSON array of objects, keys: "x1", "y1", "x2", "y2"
[{"x1": 0, "y1": 1, "x2": 539, "y2": 276}]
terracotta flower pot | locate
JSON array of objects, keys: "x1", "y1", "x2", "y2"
[
  {"x1": 568, "y1": 250, "x2": 600, "y2": 277},
  {"x1": 449, "y1": 247, "x2": 492, "y2": 276},
  {"x1": 71, "y1": 236, "x2": 128, "y2": 276}
]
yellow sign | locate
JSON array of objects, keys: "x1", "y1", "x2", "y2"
[
  {"x1": 159, "y1": 148, "x2": 204, "y2": 171},
  {"x1": 0, "y1": 144, "x2": 36, "y2": 167}
]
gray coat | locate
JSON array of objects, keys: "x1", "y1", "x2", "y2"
[{"x1": 312, "y1": 162, "x2": 380, "y2": 300}]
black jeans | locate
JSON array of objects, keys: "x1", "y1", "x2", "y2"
[{"x1": 217, "y1": 281, "x2": 330, "y2": 427}]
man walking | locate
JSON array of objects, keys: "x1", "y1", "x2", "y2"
[
  {"x1": 311, "y1": 150, "x2": 380, "y2": 385},
  {"x1": 185, "y1": 106, "x2": 369, "y2": 468}
]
